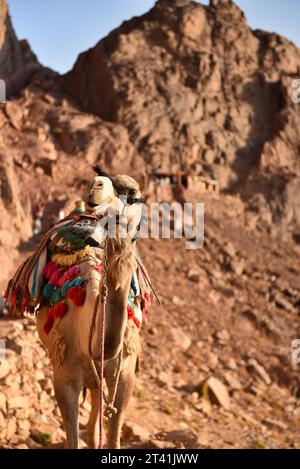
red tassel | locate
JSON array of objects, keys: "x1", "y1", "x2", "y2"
[
  {"x1": 49, "y1": 268, "x2": 64, "y2": 286},
  {"x1": 43, "y1": 301, "x2": 68, "y2": 334},
  {"x1": 10, "y1": 285, "x2": 20, "y2": 307},
  {"x1": 20, "y1": 290, "x2": 28, "y2": 309},
  {"x1": 141, "y1": 292, "x2": 153, "y2": 318},
  {"x1": 127, "y1": 306, "x2": 141, "y2": 329},
  {"x1": 67, "y1": 285, "x2": 86, "y2": 306},
  {"x1": 55, "y1": 302, "x2": 68, "y2": 318},
  {"x1": 127, "y1": 306, "x2": 134, "y2": 319},
  {"x1": 44, "y1": 261, "x2": 57, "y2": 279},
  {"x1": 44, "y1": 317, "x2": 54, "y2": 334},
  {"x1": 133, "y1": 316, "x2": 141, "y2": 329}
]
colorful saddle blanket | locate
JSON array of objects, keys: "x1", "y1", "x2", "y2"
[{"x1": 5, "y1": 211, "x2": 153, "y2": 332}]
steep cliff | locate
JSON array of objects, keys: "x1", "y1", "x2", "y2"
[{"x1": 0, "y1": 0, "x2": 40, "y2": 97}]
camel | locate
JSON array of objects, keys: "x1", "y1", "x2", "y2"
[{"x1": 35, "y1": 172, "x2": 146, "y2": 449}]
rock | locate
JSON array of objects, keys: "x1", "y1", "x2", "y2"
[
  {"x1": 170, "y1": 328, "x2": 192, "y2": 351},
  {"x1": 230, "y1": 258, "x2": 245, "y2": 276},
  {"x1": 262, "y1": 418, "x2": 288, "y2": 431},
  {"x1": 4, "y1": 373, "x2": 20, "y2": 387},
  {"x1": 39, "y1": 378, "x2": 53, "y2": 393},
  {"x1": 0, "y1": 360, "x2": 10, "y2": 379},
  {"x1": 0, "y1": 392, "x2": 7, "y2": 413},
  {"x1": 157, "y1": 370, "x2": 173, "y2": 388},
  {"x1": 8, "y1": 396, "x2": 29, "y2": 409},
  {"x1": 25, "y1": 437, "x2": 42, "y2": 449},
  {"x1": 203, "y1": 148, "x2": 215, "y2": 165},
  {"x1": 35, "y1": 370, "x2": 45, "y2": 381},
  {"x1": 216, "y1": 329, "x2": 230, "y2": 343},
  {"x1": 0, "y1": 410, "x2": 6, "y2": 436},
  {"x1": 6, "y1": 417, "x2": 17, "y2": 440},
  {"x1": 79, "y1": 413, "x2": 89, "y2": 428},
  {"x1": 172, "y1": 295, "x2": 185, "y2": 306},
  {"x1": 4, "y1": 102, "x2": 23, "y2": 130},
  {"x1": 247, "y1": 359, "x2": 272, "y2": 385},
  {"x1": 187, "y1": 267, "x2": 205, "y2": 283},
  {"x1": 204, "y1": 376, "x2": 231, "y2": 410},
  {"x1": 274, "y1": 292, "x2": 296, "y2": 313},
  {"x1": 157, "y1": 428, "x2": 199, "y2": 449},
  {"x1": 224, "y1": 371, "x2": 242, "y2": 391},
  {"x1": 15, "y1": 408, "x2": 30, "y2": 420},
  {"x1": 208, "y1": 289, "x2": 221, "y2": 303},
  {"x1": 238, "y1": 410, "x2": 259, "y2": 426},
  {"x1": 195, "y1": 399, "x2": 212, "y2": 415},
  {"x1": 15, "y1": 443, "x2": 29, "y2": 449},
  {"x1": 207, "y1": 352, "x2": 219, "y2": 369},
  {"x1": 223, "y1": 242, "x2": 236, "y2": 258},
  {"x1": 0, "y1": 0, "x2": 40, "y2": 97},
  {"x1": 6, "y1": 338, "x2": 23, "y2": 355},
  {"x1": 122, "y1": 421, "x2": 151, "y2": 442},
  {"x1": 225, "y1": 358, "x2": 238, "y2": 370},
  {"x1": 148, "y1": 439, "x2": 176, "y2": 449},
  {"x1": 17, "y1": 419, "x2": 31, "y2": 439}
]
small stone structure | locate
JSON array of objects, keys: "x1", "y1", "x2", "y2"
[{"x1": 149, "y1": 172, "x2": 219, "y2": 194}]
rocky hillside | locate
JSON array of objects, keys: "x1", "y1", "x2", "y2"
[
  {"x1": 1, "y1": 194, "x2": 300, "y2": 449},
  {"x1": 0, "y1": 0, "x2": 300, "y2": 449}
]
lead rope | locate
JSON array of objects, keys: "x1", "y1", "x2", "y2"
[
  {"x1": 88, "y1": 240, "x2": 123, "y2": 448},
  {"x1": 98, "y1": 237, "x2": 108, "y2": 449}
]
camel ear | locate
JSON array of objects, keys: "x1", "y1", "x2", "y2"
[{"x1": 136, "y1": 171, "x2": 147, "y2": 192}]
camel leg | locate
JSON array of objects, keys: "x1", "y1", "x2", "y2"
[
  {"x1": 86, "y1": 388, "x2": 100, "y2": 448},
  {"x1": 53, "y1": 376, "x2": 81, "y2": 449},
  {"x1": 105, "y1": 354, "x2": 137, "y2": 449}
]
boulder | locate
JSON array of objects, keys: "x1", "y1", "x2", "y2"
[
  {"x1": 0, "y1": 360, "x2": 10, "y2": 379},
  {"x1": 157, "y1": 428, "x2": 199, "y2": 449},
  {"x1": 170, "y1": 327, "x2": 192, "y2": 351},
  {"x1": 122, "y1": 421, "x2": 151, "y2": 442},
  {"x1": 204, "y1": 376, "x2": 231, "y2": 410},
  {"x1": 247, "y1": 359, "x2": 272, "y2": 385}
]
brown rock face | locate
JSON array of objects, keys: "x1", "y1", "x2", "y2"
[
  {"x1": 0, "y1": 0, "x2": 40, "y2": 97},
  {"x1": 0, "y1": 147, "x2": 32, "y2": 281},
  {"x1": 63, "y1": 0, "x2": 300, "y2": 191}
]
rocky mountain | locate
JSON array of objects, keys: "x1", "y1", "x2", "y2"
[
  {"x1": 64, "y1": 0, "x2": 300, "y2": 194},
  {"x1": 0, "y1": 0, "x2": 40, "y2": 97},
  {"x1": 0, "y1": 0, "x2": 300, "y2": 449}
]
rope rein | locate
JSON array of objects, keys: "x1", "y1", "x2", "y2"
[
  {"x1": 98, "y1": 238, "x2": 106, "y2": 449},
  {"x1": 87, "y1": 237, "x2": 123, "y2": 449}
]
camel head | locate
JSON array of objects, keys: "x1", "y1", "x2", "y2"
[
  {"x1": 85, "y1": 175, "x2": 115, "y2": 213},
  {"x1": 91, "y1": 164, "x2": 146, "y2": 203}
]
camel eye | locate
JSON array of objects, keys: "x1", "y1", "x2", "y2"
[{"x1": 128, "y1": 189, "x2": 135, "y2": 196}]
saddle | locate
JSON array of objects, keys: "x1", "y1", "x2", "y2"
[{"x1": 5, "y1": 209, "x2": 153, "y2": 328}]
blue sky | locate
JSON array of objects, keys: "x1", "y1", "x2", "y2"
[{"x1": 7, "y1": 0, "x2": 300, "y2": 74}]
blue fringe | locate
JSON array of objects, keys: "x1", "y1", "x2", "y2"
[
  {"x1": 43, "y1": 283, "x2": 55, "y2": 298},
  {"x1": 61, "y1": 278, "x2": 85, "y2": 297},
  {"x1": 43, "y1": 277, "x2": 85, "y2": 304}
]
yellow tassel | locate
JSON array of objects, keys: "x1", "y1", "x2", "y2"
[{"x1": 52, "y1": 246, "x2": 94, "y2": 267}]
